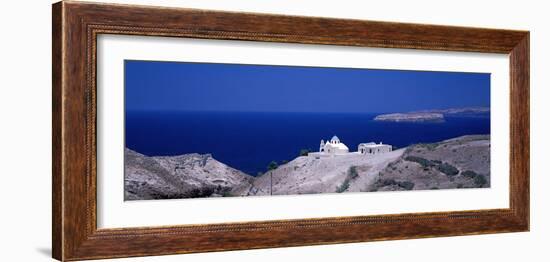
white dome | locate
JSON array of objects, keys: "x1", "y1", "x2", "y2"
[{"x1": 324, "y1": 141, "x2": 349, "y2": 151}]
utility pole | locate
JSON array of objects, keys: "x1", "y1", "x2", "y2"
[{"x1": 270, "y1": 171, "x2": 273, "y2": 196}]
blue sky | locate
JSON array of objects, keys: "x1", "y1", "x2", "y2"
[{"x1": 125, "y1": 60, "x2": 490, "y2": 113}]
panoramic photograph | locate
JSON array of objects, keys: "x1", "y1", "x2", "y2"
[{"x1": 124, "y1": 60, "x2": 491, "y2": 200}]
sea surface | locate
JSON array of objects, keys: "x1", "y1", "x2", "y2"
[{"x1": 125, "y1": 111, "x2": 490, "y2": 175}]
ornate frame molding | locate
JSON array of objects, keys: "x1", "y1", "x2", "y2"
[{"x1": 53, "y1": 1, "x2": 529, "y2": 261}]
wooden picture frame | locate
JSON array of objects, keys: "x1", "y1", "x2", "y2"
[{"x1": 52, "y1": 1, "x2": 529, "y2": 261}]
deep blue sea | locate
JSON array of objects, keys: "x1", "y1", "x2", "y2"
[{"x1": 125, "y1": 111, "x2": 490, "y2": 175}]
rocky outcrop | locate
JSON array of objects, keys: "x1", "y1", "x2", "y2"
[{"x1": 124, "y1": 148, "x2": 254, "y2": 200}]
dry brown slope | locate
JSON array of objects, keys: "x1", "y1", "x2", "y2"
[
  {"x1": 125, "y1": 148, "x2": 253, "y2": 200},
  {"x1": 369, "y1": 135, "x2": 490, "y2": 191},
  {"x1": 236, "y1": 149, "x2": 405, "y2": 196}
]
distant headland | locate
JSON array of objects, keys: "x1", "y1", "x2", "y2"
[{"x1": 374, "y1": 107, "x2": 489, "y2": 123}]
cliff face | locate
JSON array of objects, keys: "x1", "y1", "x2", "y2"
[{"x1": 124, "y1": 148, "x2": 253, "y2": 200}]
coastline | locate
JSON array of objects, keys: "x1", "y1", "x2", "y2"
[
  {"x1": 126, "y1": 111, "x2": 490, "y2": 175},
  {"x1": 125, "y1": 134, "x2": 490, "y2": 200}
]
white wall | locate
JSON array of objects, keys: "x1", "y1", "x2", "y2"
[{"x1": 0, "y1": 0, "x2": 547, "y2": 261}]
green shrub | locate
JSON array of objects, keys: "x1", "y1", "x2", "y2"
[
  {"x1": 348, "y1": 166, "x2": 359, "y2": 179},
  {"x1": 425, "y1": 143, "x2": 438, "y2": 151},
  {"x1": 474, "y1": 174, "x2": 487, "y2": 187},
  {"x1": 299, "y1": 149, "x2": 311, "y2": 156},
  {"x1": 397, "y1": 181, "x2": 415, "y2": 190},
  {"x1": 377, "y1": 179, "x2": 414, "y2": 190},
  {"x1": 382, "y1": 179, "x2": 397, "y2": 186},
  {"x1": 437, "y1": 163, "x2": 459, "y2": 176},
  {"x1": 335, "y1": 179, "x2": 350, "y2": 193},
  {"x1": 336, "y1": 166, "x2": 359, "y2": 193},
  {"x1": 461, "y1": 170, "x2": 478, "y2": 178},
  {"x1": 405, "y1": 156, "x2": 436, "y2": 168},
  {"x1": 180, "y1": 187, "x2": 216, "y2": 199},
  {"x1": 267, "y1": 161, "x2": 278, "y2": 171}
]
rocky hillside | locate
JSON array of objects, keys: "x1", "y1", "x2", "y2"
[
  {"x1": 369, "y1": 135, "x2": 490, "y2": 191},
  {"x1": 233, "y1": 149, "x2": 406, "y2": 196},
  {"x1": 124, "y1": 148, "x2": 254, "y2": 200},
  {"x1": 235, "y1": 135, "x2": 489, "y2": 196},
  {"x1": 125, "y1": 135, "x2": 490, "y2": 200}
]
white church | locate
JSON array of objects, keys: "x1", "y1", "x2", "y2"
[{"x1": 308, "y1": 135, "x2": 392, "y2": 158}]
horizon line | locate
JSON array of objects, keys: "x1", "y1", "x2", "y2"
[{"x1": 125, "y1": 106, "x2": 491, "y2": 115}]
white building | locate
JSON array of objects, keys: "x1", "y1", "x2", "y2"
[
  {"x1": 358, "y1": 142, "x2": 392, "y2": 155},
  {"x1": 320, "y1": 136, "x2": 349, "y2": 155},
  {"x1": 308, "y1": 135, "x2": 392, "y2": 158}
]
